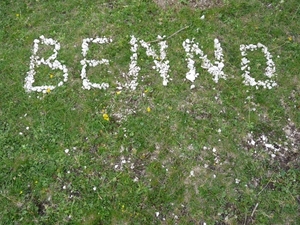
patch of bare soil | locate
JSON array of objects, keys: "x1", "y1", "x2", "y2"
[
  {"x1": 153, "y1": 0, "x2": 224, "y2": 10},
  {"x1": 243, "y1": 121, "x2": 300, "y2": 170}
]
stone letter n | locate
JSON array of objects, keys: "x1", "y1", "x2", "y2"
[
  {"x1": 119, "y1": 35, "x2": 170, "y2": 90},
  {"x1": 182, "y1": 38, "x2": 227, "y2": 87}
]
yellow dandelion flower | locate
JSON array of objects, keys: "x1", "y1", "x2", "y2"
[
  {"x1": 20, "y1": 190, "x2": 23, "y2": 194},
  {"x1": 116, "y1": 91, "x2": 121, "y2": 95},
  {"x1": 50, "y1": 74, "x2": 54, "y2": 79},
  {"x1": 103, "y1": 113, "x2": 109, "y2": 121},
  {"x1": 147, "y1": 107, "x2": 151, "y2": 112},
  {"x1": 46, "y1": 88, "x2": 51, "y2": 93},
  {"x1": 16, "y1": 14, "x2": 20, "y2": 17},
  {"x1": 288, "y1": 36, "x2": 293, "y2": 41},
  {"x1": 144, "y1": 87, "x2": 153, "y2": 93}
]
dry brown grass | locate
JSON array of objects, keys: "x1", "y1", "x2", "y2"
[{"x1": 153, "y1": 0, "x2": 224, "y2": 9}]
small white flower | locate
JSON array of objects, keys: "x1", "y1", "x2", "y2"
[
  {"x1": 190, "y1": 170, "x2": 195, "y2": 177},
  {"x1": 93, "y1": 186, "x2": 97, "y2": 191},
  {"x1": 155, "y1": 212, "x2": 160, "y2": 217},
  {"x1": 261, "y1": 135, "x2": 267, "y2": 142},
  {"x1": 64, "y1": 149, "x2": 69, "y2": 154},
  {"x1": 249, "y1": 139, "x2": 256, "y2": 145},
  {"x1": 265, "y1": 143, "x2": 275, "y2": 149}
]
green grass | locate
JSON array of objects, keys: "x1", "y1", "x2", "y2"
[{"x1": 0, "y1": 0, "x2": 299, "y2": 224}]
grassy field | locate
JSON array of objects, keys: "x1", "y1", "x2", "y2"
[{"x1": 0, "y1": 0, "x2": 299, "y2": 224}]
